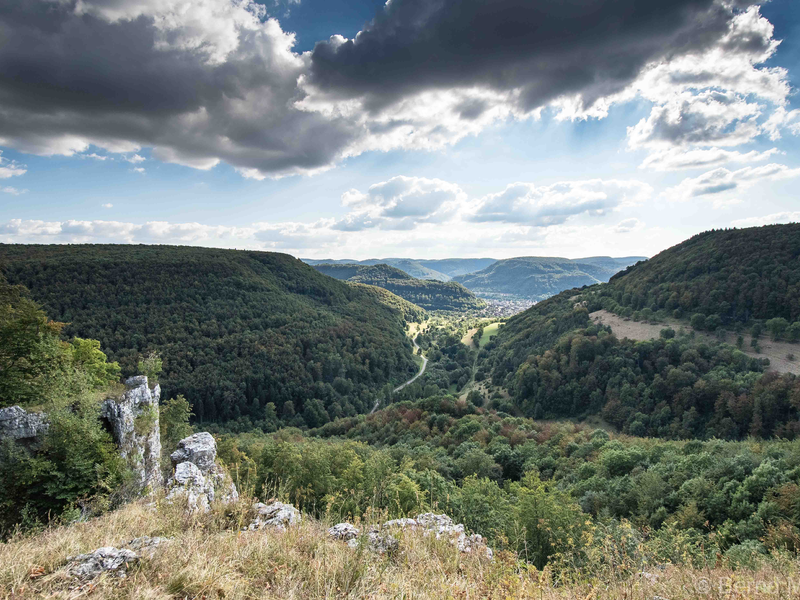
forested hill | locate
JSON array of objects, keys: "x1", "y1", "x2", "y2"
[
  {"x1": 606, "y1": 224, "x2": 800, "y2": 323},
  {"x1": 479, "y1": 226, "x2": 800, "y2": 440},
  {"x1": 0, "y1": 244, "x2": 418, "y2": 427},
  {"x1": 453, "y1": 255, "x2": 644, "y2": 299},
  {"x1": 312, "y1": 263, "x2": 486, "y2": 312}
]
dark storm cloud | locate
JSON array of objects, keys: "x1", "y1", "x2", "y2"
[
  {"x1": 0, "y1": 0, "x2": 359, "y2": 175},
  {"x1": 309, "y1": 0, "x2": 748, "y2": 113},
  {"x1": 0, "y1": 0, "x2": 773, "y2": 177}
]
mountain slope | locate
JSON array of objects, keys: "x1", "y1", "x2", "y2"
[
  {"x1": 0, "y1": 245, "x2": 418, "y2": 425},
  {"x1": 453, "y1": 256, "x2": 644, "y2": 300},
  {"x1": 606, "y1": 224, "x2": 800, "y2": 323},
  {"x1": 312, "y1": 263, "x2": 486, "y2": 311},
  {"x1": 478, "y1": 226, "x2": 800, "y2": 440}
]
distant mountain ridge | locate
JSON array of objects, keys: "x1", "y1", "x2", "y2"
[
  {"x1": 311, "y1": 263, "x2": 486, "y2": 312},
  {"x1": 302, "y1": 257, "x2": 497, "y2": 281},
  {"x1": 453, "y1": 255, "x2": 646, "y2": 300}
]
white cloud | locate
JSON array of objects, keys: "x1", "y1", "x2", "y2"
[
  {"x1": 332, "y1": 176, "x2": 467, "y2": 230},
  {"x1": 665, "y1": 163, "x2": 800, "y2": 202},
  {"x1": 614, "y1": 218, "x2": 642, "y2": 233},
  {"x1": 639, "y1": 147, "x2": 781, "y2": 171},
  {"x1": 101, "y1": 203, "x2": 114, "y2": 208},
  {"x1": 125, "y1": 154, "x2": 146, "y2": 164},
  {"x1": 468, "y1": 180, "x2": 652, "y2": 226},
  {"x1": 132, "y1": 167, "x2": 146, "y2": 174},
  {"x1": 1, "y1": 186, "x2": 26, "y2": 195},
  {"x1": 0, "y1": 152, "x2": 26, "y2": 179},
  {"x1": 732, "y1": 212, "x2": 800, "y2": 228}
]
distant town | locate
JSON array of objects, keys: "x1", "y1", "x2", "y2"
[{"x1": 479, "y1": 296, "x2": 535, "y2": 317}]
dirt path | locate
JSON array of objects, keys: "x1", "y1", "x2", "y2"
[{"x1": 591, "y1": 310, "x2": 800, "y2": 375}]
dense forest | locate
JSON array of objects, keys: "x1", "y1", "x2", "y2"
[
  {"x1": 213, "y1": 396, "x2": 800, "y2": 570},
  {"x1": 313, "y1": 263, "x2": 486, "y2": 311},
  {"x1": 453, "y1": 255, "x2": 644, "y2": 300},
  {"x1": 0, "y1": 245, "x2": 418, "y2": 426},
  {"x1": 478, "y1": 226, "x2": 800, "y2": 439},
  {"x1": 606, "y1": 225, "x2": 800, "y2": 323}
]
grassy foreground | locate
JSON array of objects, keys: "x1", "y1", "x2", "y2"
[{"x1": 3, "y1": 497, "x2": 800, "y2": 599}]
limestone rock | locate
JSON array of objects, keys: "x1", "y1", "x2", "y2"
[
  {"x1": 101, "y1": 376, "x2": 162, "y2": 492},
  {"x1": 347, "y1": 527, "x2": 398, "y2": 554},
  {"x1": 166, "y1": 462, "x2": 212, "y2": 512},
  {"x1": 328, "y1": 522, "x2": 359, "y2": 541},
  {"x1": 457, "y1": 533, "x2": 494, "y2": 559},
  {"x1": 414, "y1": 513, "x2": 492, "y2": 559},
  {"x1": 124, "y1": 536, "x2": 171, "y2": 558},
  {"x1": 248, "y1": 501, "x2": 301, "y2": 531},
  {"x1": 170, "y1": 432, "x2": 217, "y2": 471},
  {"x1": 166, "y1": 432, "x2": 238, "y2": 512},
  {"x1": 0, "y1": 405, "x2": 48, "y2": 443},
  {"x1": 382, "y1": 518, "x2": 418, "y2": 530},
  {"x1": 66, "y1": 547, "x2": 138, "y2": 579},
  {"x1": 415, "y1": 513, "x2": 464, "y2": 537}
]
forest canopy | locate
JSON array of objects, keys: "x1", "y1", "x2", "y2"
[{"x1": 0, "y1": 245, "x2": 418, "y2": 426}]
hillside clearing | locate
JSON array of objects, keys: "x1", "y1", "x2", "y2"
[{"x1": 591, "y1": 310, "x2": 800, "y2": 376}]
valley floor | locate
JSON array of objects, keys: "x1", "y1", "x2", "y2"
[
  {"x1": 591, "y1": 310, "x2": 800, "y2": 376},
  {"x1": 3, "y1": 498, "x2": 800, "y2": 600}
]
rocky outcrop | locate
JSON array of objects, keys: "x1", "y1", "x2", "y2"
[
  {"x1": 101, "y1": 376, "x2": 162, "y2": 492},
  {"x1": 248, "y1": 501, "x2": 301, "y2": 531},
  {"x1": 166, "y1": 432, "x2": 238, "y2": 512},
  {"x1": 328, "y1": 522, "x2": 359, "y2": 541},
  {"x1": 381, "y1": 513, "x2": 493, "y2": 559},
  {"x1": 66, "y1": 547, "x2": 139, "y2": 579},
  {"x1": 65, "y1": 537, "x2": 170, "y2": 579},
  {"x1": 0, "y1": 405, "x2": 48, "y2": 444},
  {"x1": 347, "y1": 528, "x2": 399, "y2": 554}
]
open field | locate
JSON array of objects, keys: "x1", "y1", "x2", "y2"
[
  {"x1": 591, "y1": 310, "x2": 800, "y2": 376},
  {"x1": 478, "y1": 322, "x2": 504, "y2": 348}
]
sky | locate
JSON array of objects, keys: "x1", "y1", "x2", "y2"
[{"x1": 0, "y1": 0, "x2": 798, "y2": 260}]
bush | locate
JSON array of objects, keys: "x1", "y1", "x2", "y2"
[{"x1": 690, "y1": 314, "x2": 706, "y2": 331}]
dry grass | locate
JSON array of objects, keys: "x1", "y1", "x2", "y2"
[{"x1": 3, "y1": 498, "x2": 800, "y2": 599}]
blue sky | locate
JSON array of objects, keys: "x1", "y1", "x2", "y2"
[{"x1": 0, "y1": 0, "x2": 798, "y2": 259}]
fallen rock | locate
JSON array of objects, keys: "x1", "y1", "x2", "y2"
[
  {"x1": 328, "y1": 523, "x2": 360, "y2": 541},
  {"x1": 0, "y1": 405, "x2": 48, "y2": 443},
  {"x1": 248, "y1": 502, "x2": 301, "y2": 531},
  {"x1": 347, "y1": 527, "x2": 398, "y2": 555},
  {"x1": 66, "y1": 547, "x2": 138, "y2": 579}
]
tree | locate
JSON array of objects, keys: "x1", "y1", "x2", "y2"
[
  {"x1": 160, "y1": 395, "x2": 194, "y2": 454},
  {"x1": 137, "y1": 351, "x2": 163, "y2": 384},
  {"x1": 690, "y1": 314, "x2": 707, "y2": 331},
  {"x1": 766, "y1": 318, "x2": 790, "y2": 341}
]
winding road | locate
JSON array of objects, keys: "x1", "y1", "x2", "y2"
[{"x1": 371, "y1": 334, "x2": 428, "y2": 413}]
